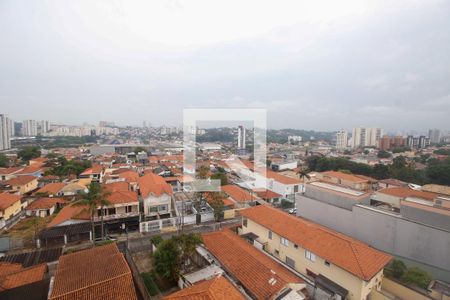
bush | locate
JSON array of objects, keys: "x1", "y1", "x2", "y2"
[
  {"x1": 401, "y1": 267, "x2": 432, "y2": 289},
  {"x1": 151, "y1": 236, "x2": 163, "y2": 247}
]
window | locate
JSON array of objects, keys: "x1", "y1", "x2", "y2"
[
  {"x1": 268, "y1": 231, "x2": 272, "y2": 240},
  {"x1": 286, "y1": 256, "x2": 296, "y2": 268},
  {"x1": 324, "y1": 260, "x2": 331, "y2": 267},
  {"x1": 159, "y1": 204, "x2": 168, "y2": 212},
  {"x1": 243, "y1": 218, "x2": 248, "y2": 227},
  {"x1": 274, "y1": 249, "x2": 279, "y2": 256},
  {"x1": 280, "y1": 237, "x2": 289, "y2": 246},
  {"x1": 126, "y1": 205, "x2": 133, "y2": 213},
  {"x1": 305, "y1": 250, "x2": 316, "y2": 262},
  {"x1": 294, "y1": 244, "x2": 298, "y2": 249},
  {"x1": 294, "y1": 185, "x2": 299, "y2": 193},
  {"x1": 149, "y1": 206, "x2": 158, "y2": 213}
]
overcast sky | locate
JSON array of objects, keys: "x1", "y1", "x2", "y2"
[{"x1": 0, "y1": 0, "x2": 449, "y2": 132}]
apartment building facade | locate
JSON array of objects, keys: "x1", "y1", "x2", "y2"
[
  {"x1": 0, "y1": 114, "x2": 12, "y2": 150},
  {"x1": 240, "y1": 205, "x2": 391, "y2": 300},
  {"x1": 351, "y1": 127, "x2": 382, "y2": 149}
]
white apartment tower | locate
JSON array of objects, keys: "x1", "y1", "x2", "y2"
[
  {"x1": 351, "y1": 127, "x2": 383, "y2": 148},
  {"x1": 428, "y1": 129, "x2": 441, "y2": 144},
  {"x1": 0, "y1": 114, "x2": 12, "y2": 150},
  {"x1": 237, "y1": 125, "x2": 246, "y2": 149},
  {"x1": 335, "y1": 130, "x2": 348, "y2": 151},
  {"x1": 39, "y1": 120, "x2": 50, "y2": 135},
  {"x1": 23, "y1": 120, "x2": 38, "y2": 136}
]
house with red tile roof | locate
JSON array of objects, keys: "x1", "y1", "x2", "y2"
[
  {"x1": 25, "y1": 197, "x2": 65, "y2": 218},
  {"x1": 239, "y1": 205, "x2": 392, "y2": 300},
  {"x1": 202, "y1": 229, "x2": 308, "y2": 300},
  {"x1": 0, "y1": 193, "x2": 22, "y2": 229},
  {"x1": 47, "y1": 204, "x2": 90, "y2": 227},
  {"x1": 33, "y1": 182, "x2": 66, "y2": 197},
  {"x1": 316, "y1": 171, "x2": 377, "y2": 191},
  {"x1": 98, "y1": 190, "x2": 139, "y2": 221},
  {"x1": 163, "y1": 275, "x2": 245, "y2": 300},
  {"x1": 79, "y1": 164, "x2": 104, "y2": 182},
  {"x1": 0, "y1": 167, "x2": 24, "y2": 181},
  {"x1": 49, "y1": 243, "x2": 137, "y2": 300},
  {"x1": 139, "y1": 173, "x2": 173, "y2": 219},
  {"x1": 221, "y1": 185, "x2": 257, "y2": 207},
  {"x1": 3, "y1": 175, "x2": 38, "y2": 195},
  {"x1": 0, "y1": 263, "x2": 47, "y2": 292}
]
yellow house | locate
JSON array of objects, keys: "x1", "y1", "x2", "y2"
[
  {"x1": 4, "y1": 175, "x2": 39, "y2": 195},
  {"x1": 240, "y1": 205, "x2": 392, "y2": 300},
  {"x1": 0, "y1": 193, "x2": 22, "y2": 228}
]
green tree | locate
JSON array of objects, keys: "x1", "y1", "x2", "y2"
[
  {"x1": 0, "y1": 153, "x2": 8, "y2": 167},
  {"x1": 153, "y1": 234, "x2": 202, "y2": 281},
  {"x1": 372, "y1": 164, "x2": 389, "y2": 179},
  {"x1": 211, "y1": 172, "x2": 228, "y2": 186},
  {"x1": 134, "y1": 147, "x2": 147, "y2": 153},
  {"x1": 401, "y1": 267, "x2": 432, "y2": 289},
  {"x1": 208, "y1": 192, "x2": 225, "y2": 221},
  {"x1": 153, "y1": 238, "x2": 181, "y2": 281},
  {"x1": 377, "y1": 150, "x2": 392, "y2": 158},
  {"x1": 389, "y1": 259, "x2": 407, "y2": 279},
  {"x1": 18, "y1": 146, "x2": 41, "y2": 161}
]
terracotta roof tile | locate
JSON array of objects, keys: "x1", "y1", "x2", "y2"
[
  {"x1": 138, "y1": 173, "x2": 173, "y2": 198},
  {"x1": 239, "y1": 205, "x2": 392, "y2": 281},
  {"x1": 221, "y1": 185, "x2": 256, "y2": 202},
  {"x1": 253, "y1": 189, "x2": 282, "y2": 200},
  {"x1": 26, "y1": 197, "x2": 65, "y2": 210},
  {"x1": 104, "y1": 181, "x2": 130, "y2": 192},
  {"x1": 202, "y1": 229, "x2": 303, "y2": 300},
  {"x1": 4, "y1": 175, "x2": 37, "y2": 186},
  {"x1": 49, "y1": 243, "x2": 137, "y2": 300},
  {"x1": 320, "y1": 171, "x2": 369, "y2": 183},
  {"x1": 0, "y1": 193, "x2": 22, "y2": 211},
  {"x1": 33, "y1": 182, "x2": 66, "y2": 196},
  {"x1": 107, "y1": 191, "x2": 138, "y2": 205},
  {"x1": 0, "y1": 263, "x2": 47, "y2": 291},
  {"x1": 163, "y1": 275, "x2": 244, "y2": 300},
  {"x1": 47, "y1": 204, "x2": 90, "y2": 227}
]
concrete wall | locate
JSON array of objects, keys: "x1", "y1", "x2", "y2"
[
  {"x1": 400, "y1": 203, "x2": 450, "y2": 231},
  {"x1": 305, "y1": 185, "x2": 370, "y2": 210},
  {"x1": 296, "y1": 195, "x2": 450, "y2": 280}
]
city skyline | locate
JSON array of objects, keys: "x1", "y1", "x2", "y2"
[{"x1": 1, "y1": 0, "x2": 450, "y2": 131}]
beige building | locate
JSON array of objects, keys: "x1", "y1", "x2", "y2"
[
  {"x1": 0, "y1": 193, "x2": 22, "y2": 228},
  {"x1": 240, "y1": 205, "x2": 392, "y2": 300},
  {"x1": 4, "y1": 175, "x2": 38, "y2": 195}
]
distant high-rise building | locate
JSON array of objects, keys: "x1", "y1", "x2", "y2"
[
  {"x1": 379, "y1": 135, "x2": 391, "y2": 151},
  {"x1": 39, "y1": 120, "x2": 50, "y2": 135},
  {"x1": 0, "y1": 114, "x2": 12, "y2": 150},
  {"x1": 237, "y1": 125, "x2": 246, "y2": 149},
  {"x1": 351, "y1": 127, "x2": 383, "y2": 148},
  {"x1": 288, "y1": 136, "x2": 302, "y2": 144},
  {"x1": 22, "y1": 120, "x2": 37, "y2": 136},
  {"x1": 335, "y1": 130, "x2": 348, "y2": 151},
  {"x1": 418, "y1": 135, "x2": 429, "y2": 149},
  {"x1": 428, "y1": 129, "x2": 441, "y2": 144},
  {"x1": 143, "y1": 121, "x2": 147, "y2": 128}
]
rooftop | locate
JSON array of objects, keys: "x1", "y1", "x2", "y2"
[
  {"x1": 49, "y1": 243, "x2": 137, "y2": 300},
  {"x1": 202, "y1": 229, "x2": 303, "y2": 300},
  {"x1": 4, "y1": 175, "x2": 37, "y2": 186},
  {"x1": 0, "y1": 263, "x2": 47, "y2": 292},
  {"x1": 377, "y1": 187, "x2": 437, "y2": 201},
  {"x1": 26, "y1": 198, "x2": 65, "y2": 210},
  {"x1": 0, "y1": 193, "x2": 22, "y2": 210},
  {"x1": 221, "y1": 185, "x2": 256, "y2": 202},
  {"x1": 163, "y1": 275, "x2": 244, "y2": 300},
  {"x1": 138, "y1": 172, "x2": 173, "y2": 197},
  {"x1": 240, "y1": 205, "x2": 392, "y2": 281},
  {"x1": 33, "y1": 182, "x2": 66, "y2": 196}
]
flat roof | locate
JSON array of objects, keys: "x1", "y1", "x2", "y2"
[{"x1": 310, "y1": 181, "x2": 366, "y2": 196}]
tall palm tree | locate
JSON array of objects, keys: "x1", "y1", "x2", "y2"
[{"x1": 73, "y1": 182, "x2": 111, "y2": 245}]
